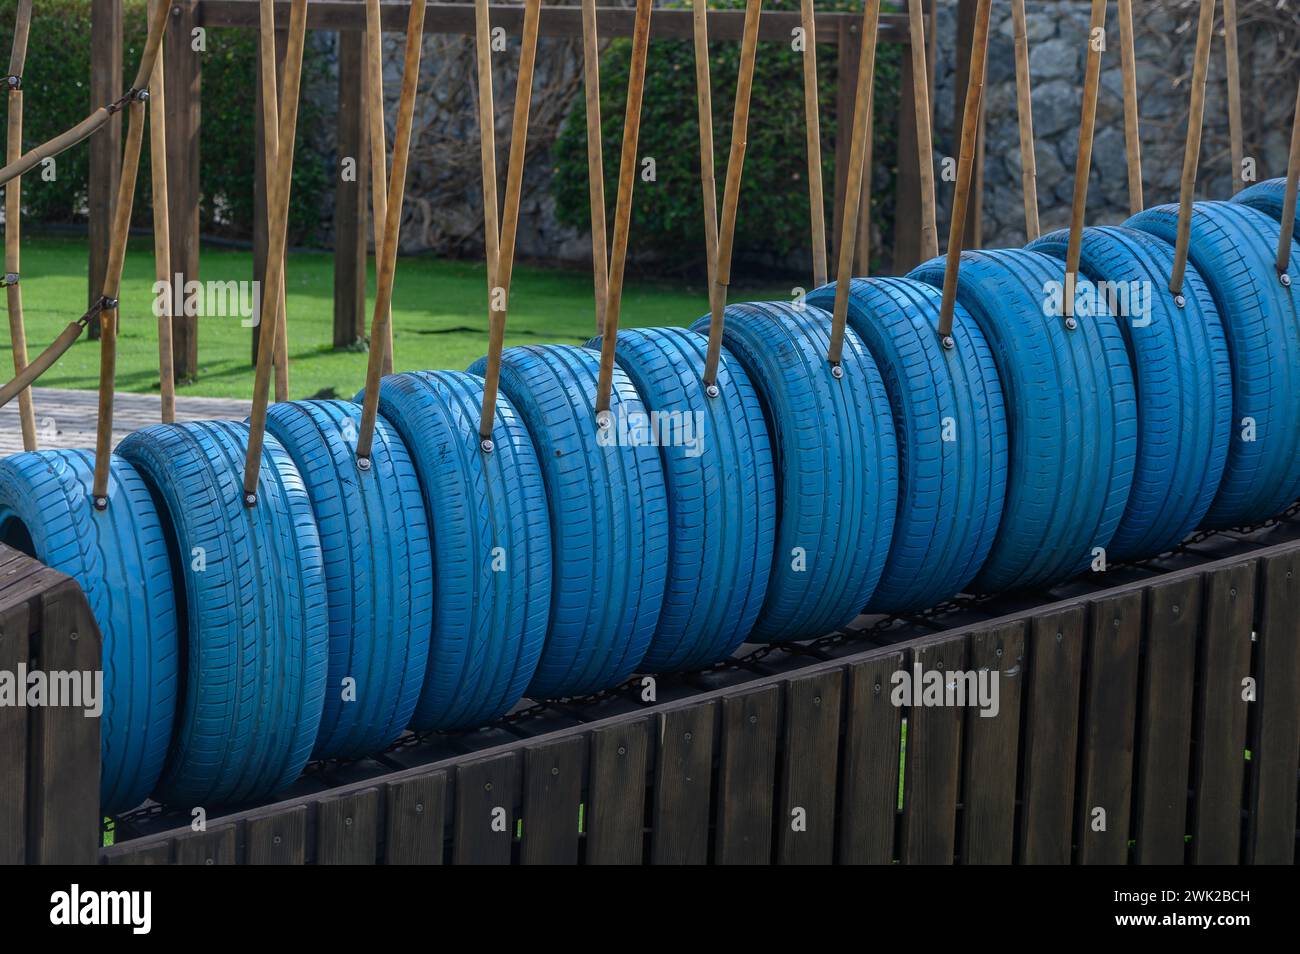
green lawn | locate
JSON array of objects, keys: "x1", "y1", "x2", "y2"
[{"x1": 2, "y1": 234, "x2": 795, "y2": 400}]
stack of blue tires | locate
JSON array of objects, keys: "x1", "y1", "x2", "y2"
[{"x1": 0, "y1": 184, "x2": 1296, "y2": 814}]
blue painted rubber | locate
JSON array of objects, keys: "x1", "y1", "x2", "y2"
[
  {"x1": 910, "y1": 249, "x2": 1138, "y2": 591},
  {"x1": 468, "y1": 346, "x2": 668, "y2": 698},
  {"x1": 586, "y1": 327, "x2": 776, "y2": 669},
  {"x1": 1029, "y1": 226, "x2": 1233, "y2": 560},
  {"x1": 1232, "y1": 177, "x2": 1300, "y2": 243},
  {"x1": 1128, "y1": 201, "x2": 1300, "y2": 527},
  {"x1": 0, "y1": 450, "x2": 178, "y2": 815},
  {"x1": 265, "y1": 400, "x2": 433, "y2": 759},
  {"x1": 689, "y1": 302, "x2": 897, "y2": 641},
  {"x1": 805, "y1": 278, "x2": 1007, "y2": 610},
  {"x1": 118, "y1": 420, "x2": 329, "y2": 805},
  {"x1": 372, "y1": 371, "x2": 551, "y2": 728}
]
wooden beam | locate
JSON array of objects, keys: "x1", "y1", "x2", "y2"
[
  {"x1": 951, "y1": 0, "x2": 984, "y2": 249},
  {"x1": 333, "y1": 24, "x2": 368, "y2": 350},
  {"x1": 166, "y1": 0, "x2": 202, "y2": 384},
  {"x1": 87, "y1": 0, "x2": 122, "y2": 341},
  {"x1": 199, "y1": 1, "x2": 908, "y2": 43}
]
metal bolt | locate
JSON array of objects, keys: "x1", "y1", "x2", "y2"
[
  {"x1": 748, "y1": 714, "x2": 757, "y2": 725},
  {"x1": 1056, "y1": 631, "x2": 1063, "y2": 641},
  {"x1": 356, "y1": 456, "x2": 371, "y2": 472},
  {"x1": 830, "y1": 364, "x2": 844, "y2": 379},
  {"x1": 941, "y1": 335, "x2": 955, "y2": 351},
  {"x1": 1174, "y1": 294, "x2": 1186, "y2": 309},
  {"x1": 345, "y1": 817, "x2": 353, "y2": 827},
  {"x1": 484, "y1": 782, "x2": 493, "y2": 793},
  {"x1": 873, "y1": 682, "x2": 881, "y2": 694},
  {"x1": 205, "y1": 858, "x2": 214, "y2": 866},
  {"x1": 244, "y1": 492, "x2": 257, "y2": 508},
  {"x1": 273, "y1": 835, "x2": 282, "y2": 846},
  {"x1": 70, "y1": 631, "x2": 79, "y2": 641},
  {"x1": 596, "y1": 411, "x2": 611, "y2": 430},
  {"x1": 93, "y1": 496, "x2": 109, "y2": 512},
  {"x1": 136, "y1": 88, "x2": 150, "y2": 102},
  {"x1": 617, "y1": 745, "x2": 626, "y2": 756},
  {"x1": 683, "y1": 731, "x2": 693, "y2": 742},
  {"x1": 415, "y1": 803, "x2": 424, "y2": 814},
  {"x1": 480, "y1": 438, "x2": 494, "y2": 454},
  {"x1": 995, "y1": 646, "x2": 1003, "y2": 657},
  {"x1": 551, "y1": 766, "x2": 559, "y2": 776},
  {"x1": 1064, "y1": 316, "x2": 1078, "y2": 331},
  {"x1": 705, "y1": 383, "x2": 720, "y2": 399},
  {"x1": 1230, "y1": 587, "x2": 1237, "y2": 598},
  {"x1": 1281, "y1": 273, "x2": 1292, "y2": 288},
  {"x1": 1172, "y1": 605, "x2": 1180, "y2": 615}
]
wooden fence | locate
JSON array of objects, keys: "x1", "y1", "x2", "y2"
[
  {"x1": 96, "y1": 532, "x2": 1300, "y2": 865},
  {"x1": 0, "y1": 545, "x2": 101, "y2": 865}
]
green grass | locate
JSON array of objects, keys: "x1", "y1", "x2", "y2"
[{"x1": 2, "y1": 234, "x2": 795, "y2": 401}]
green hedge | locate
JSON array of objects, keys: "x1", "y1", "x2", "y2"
[
  {"x1": 551, "y1": 0, "x2": 901, "y2": 276},
  {"x1": 0, "y1": 0, "x2": 329, "y2": 243}
]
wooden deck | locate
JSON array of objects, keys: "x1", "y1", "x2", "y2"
[{"x1": 0, "y1": 388, "x2": 252, "y2": 457}]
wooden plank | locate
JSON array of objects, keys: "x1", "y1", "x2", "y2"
[
  {"x1": 245, "y1": 804, "x2": 308, "y2": 864},
  {"x1": 384, "y1": 772, "x2": 446, "y2": 865},
  {"x1": 1018, "y1": 604, "x2": 1085, "y2": 864},
  {"x1": 333, "y1": 25, "x2": 368, "y2": 350},
  {"x1": 960, "y1": 621, "x2": 1026, "y2": 864},
  {"x1": 104, "y1": 840, "x2": 171, "y2": 864},
  {"x1": 1189, "y1": 561, "x2": 1254, "y2": 864},
  {"x1": 1133, "y1": 574, "x2": 1200, "y2": 864},
  {"x1": 26, "y1": 579, "x2": 101, "y2": 864},
  {"x1": 87, "y1": 0, "x2": 123, "y2": 337},
  {"x1": 1075, "y1": 589, "x2": 1144, "y2": 864},
  {"x1": 714, "y1": 685, "x2": 780, "y2": 865},
  {"x1": 900, "y1": 634, "x2": 967, "y2": 864},
  {"x1": 166, "y1": 0, "x2": 202, "y2": 383},
  {"x1": 520, "y1": 736, "x2": 584, "y2": 865},
  {"x1": 1246, "y1": 549, "x2": 1300, "y2": 864},
  {"x1": 776, "y1": 669, "x2": 843, "y2": 864},
  {"x1": 452, "y1": 752, "x2": 516, "y2": 865},
  {"x1": 585, "y1": 718, "x2": 649, "y2": 865},
  {"x1": 0, "y1": 601, "x2": 29, "y2": 865},
  {"x1": 651, "y1": 702, "x2": 716, "y2": 864},
  {"x1": 316, "y1": 787, "x2": 380, "y2": 864},
  {"x1": 173, "y1": 824, "x2": 237, "y2": 865},
  {"x1": 838, "y1": 652, "x2": 904, "y2": 864}
]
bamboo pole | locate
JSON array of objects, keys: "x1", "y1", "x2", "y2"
[
  {"x1": 693, "y1": 0, "x2": 721, "y2": 311},
  {"x1": 1010, "y1": 0, "x2": 1039, "y2": 241},
  {"x1": 148, "y1": 0, "x2": 175, "y2": 423},
  {"x1": 594, "y1": 0, "x2": 652, "y2": 417},
  {"x1": 473, "y1": 0, "x2": 500, "y2": 327},
  {"x1": 243, "y1": 0, "x2": 310, "y2": 502},
  {"x1": 855, "y1": 94, "x2": 873, "y2": 276},
  {"x1": 1061, "y1": 0, "x2": 1107, "y2": 325},
  {"x1": 1117, "y1": 0, "x2": 1142, "y2": 216},
  {"x1": 701, "y1": 0, "x2": 762, "y2": 388},
  {"x1": 1170, "y1": 0, "x2": 1215, "y2": 298},
  {"x1": 936, "y1": 0, "x2": 992, "y2": 342},
  {"x1": 826, "y1": 0, "x2": 881, "y2": 366},
  {"x1": 907, "y1": 0, "x2": 937, "y2": 260},
  {"x1": 477, "y1": 0, "x2": 542, "y2": 445},
  {"x1": 4, "y1": 0, "x2": 35, "y2": 449},
  {"x1": 364, "y1": 0, "x2": 394, "y2": 374},
  {"x1": 1223, "y1": 0, "x2": 1243, "y2": 194},
  {"x1": 582, "y1": 0, "x2": 610, "y2": 333},
  {"x1": 800, "y1": 0, "x2": 829, "y2": 285},
  {"x1": 1275, "y1": 75, "x2": 1300, "y2": 278},
  {"x1": 258, "y1": 0, "x2": 290, "y2": 402},
  {"x1": 356, "y1": 0, "x2": 429, "y2": 460}
]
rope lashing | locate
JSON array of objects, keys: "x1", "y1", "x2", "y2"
[
  {"x1": 700, "y1": 0, "x2": 763, "y2": 392},
  {"x1": 1116, "y1": 0, "x2": 1143, "y2": 216},
  {"x1": 907, "y1": 0, "x2": 938, "y2": 260},
  {"x1": 826, "y1": 0, "x2": 882, "y2": 369},
  {"x1": 935, "y1": 0, "x2": 993, "y2": 346},
  {"x1": 476, "y1": 0, "x2": 544, "y2": 449},
  {"x1": 1169, "y1": 0, "x2": 1215, "y2": 301},
  {"x1": 594, "y1": 0, "x2": 653, "y2": 420},
  {"x1": 243, "y1": 0, "x2": 311, "y2": 505},
  {"x1": 582, "y1": 0, "x2": 610, "y2": 334},
  {"x1": 355, "y1": 0, "x2": 431, "y2": 463},
  {"x1": 799, "y1": 0, "x2": 829, "y2": 286},
  {"x1": 1060, "y1": 0, "x2": 1108, "y2": 327},
  {"x1": 6, "y1": 0, "x2": 37, "y2": 451}
]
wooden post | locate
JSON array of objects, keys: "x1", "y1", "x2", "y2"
[
  {"x1": 252, "y1": 26, "x2": 287, "y2": 367},
  {"x1": 951, "y1": 0, "x2": 984, "y2": 248},
  {"x1": 166, "y1": 0, "x2": 201, "y2": 384},
  {"x1": 333, "y1": 27, "x2": 368, "y2": 349},
  {"x1": 832, "y1": 17, "x2": 860, "y2": 263},
  {"x1": 87, "y1": 0, "x2": 122, "y2": 342},
  {"x1": 1223, "y1": 0, "x2": 1243, "y2": 193}
]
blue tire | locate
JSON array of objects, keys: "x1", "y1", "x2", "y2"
[
  {"x1": 910, "y1": 249, "x2": 1138, "y2": 591},
  {"x1": 0, "y1": 450, "x2": 178, "y2": 815},
  {"x1": 1128, "y1": 201, "x2": 1300, "y2": 527},
  {"x1": 1029, "y1": 226, "x2": 1233, "y2": 559},
  {"x1": 118, "y1": 421, "x2": 330, "y2": 805},
  {"x1": 265, "y1": 400, "x2": 433, "y2": 759},
  {"x1": 1232, "y1": 177, "x2": 1300, "y2": 243},
  {"x1": 805, "y1": 278, "x2": 1007, "y2": 610},
  {"x1": 586, "y1": 327, "x2": 776, "y2": 669},
  {"x1": 690, "y1": 302, "x2": 897, "y2": 640},
  {"x1": 468, "y1": 346, "x2": 668, "y2": 698},
  {"x1": 372, "y1": 371, "x2": 551, "y2": 728}
]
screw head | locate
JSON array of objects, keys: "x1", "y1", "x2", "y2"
[
  {"x1": 704, "y1": 383, "x2": 720, "y2": 399},
  {"x1": 941, "y1": 335, "x2": 955, "y2": 351},
  {"x1": 596, "y1": 411, "x2": 612, "y2": 429},
  {"x1": 1281, "y1": 273, "x2": 1292, "y2": 288},
  {"x1": 356, "y1": 456, "x2": 372, "y2": 472},
  {"x1": 136, "y1": 88, "x2": 150, "y2": 102},
  {"x1": 6, "y1": 75, "x2": 19, "y2": 90},
  {"x1": 93, "y1": 496, "x2": 109, "y2": 511},
  {"x1": 480, "y1": 438, "x2": 495, "y2": 454},
  {"x1": 244, "y1": 492, "x2": 257, "y2": 507},
  {"x1": 1174, "y1": 293, "x2": 1187, "y2": 308},
  {"x1": 830, "y1": 364, "x2": 844, "y2": 379},
  {"x1": 1064, "y1": 316, "x2": 1078, "y2": 331}
]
